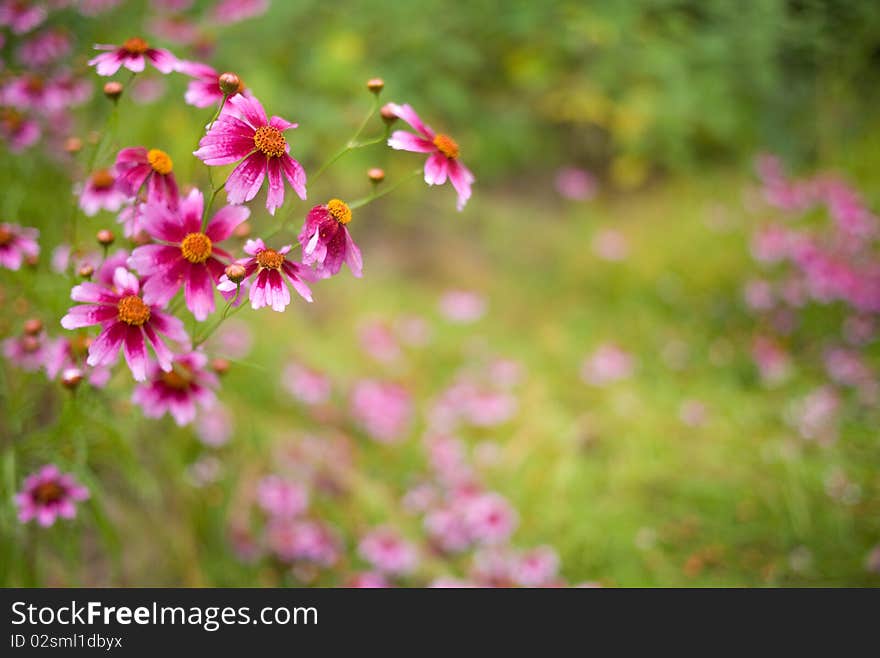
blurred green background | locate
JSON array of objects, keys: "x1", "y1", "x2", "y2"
[{"x1": 1, "y1": 0, "x2": 879, "y2": 586}]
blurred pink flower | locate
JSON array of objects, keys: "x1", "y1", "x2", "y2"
[
  {"x1": 88, "y1": 37, "x2": 177, "y2": 76},
  {"x1": 751, "y1": 336, "x2": 791, "y2": 385},
  {"x1": 78, "y1": 168, "x2": 127, "y2": 216},
  {"x1": 358, "y1": 320, "x2": 401, "y2": 363},
  {"x1": 358, "y1": 527, "x2": 419, "y2": 576},
  {"x1": 266, "y1": 518, "x2": 339, "y2": 566},
  {"x1": 555, "y1": 167, "x2": 596, "y2": 201},
  {"x1": 581, "y1": 343, "x2": 635, "y2": 386},
  {"x1": 350, "y1": 380, "x2": 412, "y2": 443},
  {"x1": 463, "y1": 491, "x2": 518, "y2": 545},
  {"x1": 212, "y1": 0, "x2": 269, "y2": 24},
  {"x1": 0, "y1": 0, "x2": 46, "y2": 34},
  {"x1": 439, "y1": 290, "x2": 485, "y2": 323},
  {"x1": 15, "y1": 465, "x2": 89, "y2": 527},
  {"x1": 592, "y1": 229, "x2": 628, "y2": 262},
  {"x1": 131, "y1": 351, "x2": 219, "y2": 425},
  {"x1": 511, "y1": 546, "x2": 560, "y2": 587},
  {"x1": 0, "y1": 222, "x2": 39, "y2": 270},
  {"x1": 256, "y1": 476, "x2": 309, "y2": 518},
  {"x1": 281, "y1": 361, "x2": 331, "y2": 406},
  {"x1": 195, "y1": 403, "x2": 233, "y2": 447}
]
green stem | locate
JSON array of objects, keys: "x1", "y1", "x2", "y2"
[
  {"x1": 194, "y1": 295, "x2": 244, "y2": 347},
  {"x1": 349, "y1": 168, "x2": 422, "y2": 210}
]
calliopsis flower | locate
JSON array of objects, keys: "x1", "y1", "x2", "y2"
[
  {"x1": 349, "y1": 379, "x2": 412, "y2": 443},
  {"x1": 15, "y1": 465, "x2": 89, "y2": 527},
  {"x1": 194, "y1": 93, "x2": 306, "y2": 215},
  {"x1": 114, "y1": 146, "x2": 179, "y2": 208},
  {"x1": 44, "y1": 335, "x2": 111, "y2": 388},
  {"x1": 88, "y1": 37, "x2": 177, "y2": 76},
  {"x1": 387, "y1": 103, "x2": 474, "y2": 210},
  {"x1": 298, "y1": 199, "x2": 362, "y2": 279},
  {"x1": 217, "y1": 238, "x2": 313, "y2": 312},
  {"x1": 2, "y1": 328, "x2": 49, "y2": 372},
  {"x1": 178, "y1": 60, "x2": 246, "y2": 108},
  {"x1": 129, "y1": 188, "x2": 249, "y2": 320},
  {"x1": 131, "y1": 350, "x2": 219, "y2": 426},
  {"x1": 0, "y1": 221, "x2": 39, "y2": 270},
  {"x1": 0, "y1": 0, "x2": 47, "y2": 35},
  {"x1": 256, "y1": 476, "x2": 309, "y2": 518},
  {"x1": 266, "y1": 518, "x2": 340, "y2": 567},
  {"x1": 78, "y1": 168, "x2": 127, "y2": 216},
  {"x1": 281, "y1": 361, "x2": 332, "y2": 406},
  {"x1": 16, "y1": 28, "x2": 72, "y2": 67},
  {"x1": 0, "y1": 108, "x2": 40, "y2": 152},
  {"x1": 60, "y1": 267, "x2": 188, "y2": 382},
  {"x1": 358, "y1": 527, "x2": 419, "y2": 576}
]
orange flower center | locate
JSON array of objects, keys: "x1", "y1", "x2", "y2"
[
  {"x1": 433, "y1": 133, "x2": 459, "y2": 159},
  {"x1": 122, "y1": 37, "x2": 149, "y2": 55},
  {"x1": 256, "y1": 248, "x2": 284, "y2": 270},
  {"x1": 147, "y1": 148, "x2": 173, "y2": 175},
  {"x1": 0, "y1": 227, "x2": 11, "y2": 246},
  {"x1": 117, "y1": 295, "x2": 151, "y2": 326},
  {"x1": 253, "y1": 125, "x2": 287, "y2": 158},
  {"x1": 160, "y1": 367, "x2": 192, "y2": 390},
  {"x1": 26, "y1": 76, "x2": 44, "y2": 93},
  {"x1": 326, "y1": 198, "x2": 352, "y2": 225},
  {"x1": 91, "y1": 168, "x2": 115, "y2": 190},
  {"x1": 33, "y1": 481, "x2": 65, "y2": 504},
  {"x1": 180, "y1": 232, "x2": 213, "y2": 264},
  {"x1": 1, "y1": 109, "x2": 22, "y2": 131}
]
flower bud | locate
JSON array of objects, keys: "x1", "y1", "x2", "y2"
[
  {"x1": 366, "y1": 77, "x2": 384, "y2": 94},
  {"x1": 78, "y1": 264, "x2": 95, "y2": 279},
  {"x1": 25, "y1": 254, "x2": 39, "y2": 268},
  {"x1": 380, "y1": 103, "x2": 397, "y2": 124},
  {"x1": 225, "y1": 263, "x2": 246, "y2": 284},
  {"x1": 64, "y1": 136, "x2": 83, "y2": 154},
  {"x1": 23, "y1": 318, "x2": 43, "y2": 335},
  {"x1": 368, "y1": 167, "x2": 385, "y2": 183},
  {"x1": 96, "y1": 229, "x2": 115, "y2": 246},
  {"x1": 21, "y1": 335, "x2": 40, "y2": 353},
  {"x1": 61, "y1": 367, "x2": 84, "y2": 390},
  {"x1": 103, "y1": 81, "x2": 123, "y2": 101},
  {"x1": 211, "y1": 358, "x2": 230, "y2": 375},
  {"x1": 218, "y1": 72, "x2": 242, "y2": 96},
  {"x1": 132, "y1": 230, "x2": 152, "y2": 246},
  {"x1": 232, "y1": 221, "x2": 251, "y2": 239}
]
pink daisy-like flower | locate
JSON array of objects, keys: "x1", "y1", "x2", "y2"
[
  {"x1": 358, "y1": 527, "x2": 419, "y2": 576},
  {"x1": 15, "y1": 465, "x2": 89, "y2": 527},
  {"x1": 0, "y1": 108, "x2": 40, "y2": 152},
  {"x1": 131, "y1": 350, "x2": 219, "y2": 426},
  {"x1": 0, "y1": 222, "x2": 38, "y2": 270},
  {"x1": 463, "y1": 491, "x2": 518, "y2": 545},
  {"x1": 347, "y1": 572, "x2": 390, "y2": 588},
  {"x1": 0, "y1": 0, "x2": 47, "y2": 35},
  {"x1": 2, "y1": 328, "x2": 49, "y2": 372},
  {"x1": 78, "y1": 168, "x2": 127, "y2": 216},
  {"x1": 44, "y1": 335, "x2": 111, "y2": 388},
  {"x1": 266, "y1": 518, "x2": 340, "y2": 567},
  {"x1": 16, "y1": 28, "x2": 71, "y2": 68},
  {"x1": 212, "y1": 0, "x2": 269, "y2": 24},
  {"x1": 387, "y1": 103, "x2": 474, "y2": 211},
  {"x1": 298, "y1": 199, "x2": 363, "y2": 279},
  {"x1": 114, "y1": 146, "x2": 179, "y2": 208},
  {"x1": 256, "y1": 475, "x2": 309, "y2": 519},
  {"x1": 194, "y1": 93, "x2": 306, "y2": 215},
  {"x1": 177, "y1": 60, "x2": 247, "y2": 108},
  {"x1": 281, "y1": 361, "x2": 332, "y2": 406},
  {"x1": 217, "y1": 238, "x2": 312, "y2": 312},
  {"x1": 60, "y1": 266, "x2": 188, "y2": 382},
  {"x1": 87, "y1": 37, "x2": 177, "y2": 77},
  {"x1": 129, "y1": 188, "x2": 249, "y2": 321},
  {"x1": 350, "y1": 379, "x2": 412, "y2": 443}
]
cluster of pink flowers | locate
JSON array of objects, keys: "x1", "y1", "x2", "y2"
[{"x1": 747, "y1": 155, "x2": 879, "y2": 443}]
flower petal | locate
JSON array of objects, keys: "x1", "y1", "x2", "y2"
[
  {"x1": 388, "y1": 130, "x2": 435, "y2": 153},
  {"x1": 224, "y1": 152, "x2": 267, "y2": 205},
  {"x1": 206, "y1": 204, "x2": 250, "y2": 242},
  {"x1": 424, "y1": 152, "x2": 449, "y2": 186}
]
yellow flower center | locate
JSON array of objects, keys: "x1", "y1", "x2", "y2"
[
  {"x1": 256, "y1": 248, "x2": 284, "y2": 270},
  {"x1": 326, "y1": 198, "x2": 352, "y2": 225},
  {"x1": 160, "y1": 367, "x2": 192, "y2": 390},
  {"x1": 147, "y1": 148, "x2": 173, "y2": 175},
  {"x1": 91, "y1": 169, "x2": 115, "y2": 190},
  {"x1": 33, "y1": 481, "x2": 64, "y2": 504},
  {"x1": 117, "y1": 295, "x2": 151, "y2": 326},
  {"x1": 122, "y1": 37, "x2": 149, "y2": 55},
  {"x1": 433, "y1": 133, "x2": 459, "y2": 159},
  {"x1": 253, "y1": 125, "x2": 287, "y2": 158},
  {"x1": 180, "y1": 232, "x2": 213, "y2": 264}
]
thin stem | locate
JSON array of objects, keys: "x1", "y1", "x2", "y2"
[
  {"x1": 349, "y1": 168, "x2": 422, "y2": 210},
  {"x1": 310, "y1": 96, "x2": 382, "y2": 184}
]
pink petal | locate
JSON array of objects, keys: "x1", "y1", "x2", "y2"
[
  {"x1": 140, "y1": 202, "x2": 188, "y2": 243},
  {"x1": 447, "y1": 159, "x2": 475, "y2": 211},
  {"x1": 265, "y1": 157, "x2": 285, "y2": 215},
  {"x1": 122, "y1": 325, "x2": 148, "y2": 381},
  {"x1": 269, "y1": 115, "x2": 297, "y2": 131},
  {"x1": 70, "y1": 281, "x2": 119, "y2": 304},
  {"x1": 424, "y1": 152, "x2": 449, "y2": 186},
  {"x1": 142, "y1": 323, "x2": 173, "y2": 372},
  {"x1": 344, "y1": 229, "x2": 363, "y2": 278},
  {"x1": 150, "y1": 310, "x2": 189, "y2": 344},
  {"x1": 206, "y1": 204, "x2": 250, "y2": 242},
  {"x1": 226, "y1": 93, "x2": 268, "y2": 129},
  {"x1": 87, "y1": 322, "x2": 126, "y2": 367},
  {"x1": 225, "y1": 152, "x2": 267, "y2": 204},
  {"x1": 249, "y1": 269, "x2": 270, "y2": 309},
  {"x1": 60, "y1": 304, "x2": 118, "y2": 330},
  {"x1": 140, "y1": 256, "x2": 189, "y2": 306},
  {"x1": 146, "y1": 48, "x2": 177, "y2": 74},
  {"x1": 112, "y1": 267, "x2": 140, "y2": 296},
  {"x1": 387, "y1": 103, "x2": 434, "y2": 139},
  {"x1": 388, "y1": 130, "x2": 435, "y2": 153},
  {"x1": 128, "y1": 244, "x2": 182, "y2": 277},
  {"x1": 122, "y1": 54, "x2": 146, "y2": 73},
  {"x1": 178, "y1": 188, "x2": 205, "y2": 234},
  {"x1": 280, "y1": 154, "x2": 307, "y2": 200},
  {"x1": 184, "y1": 263, "x2": 216, "y2": 321},
  {"x1": 266, "y1": 269, "x2": 290, "y2": 312},
  {"x1": 88, "y1": 51, "x2": 124, "y2": 76}
]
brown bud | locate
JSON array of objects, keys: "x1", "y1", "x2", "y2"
[
  {"x1": 96, "y1": 229, "x2": 115, "y2": 246},
  {"x1": 218, "y1": 72, "x2": 242, "y2": 96},
  {"x1": 61, "y1": 367, "x2": 84, "y2": 390},
  {"x1": 232, "y1": 221, "x2": 251, "y2": 239},
  {"x1": 225, "y1": 263, "x2": 246, "y2": 284},
  {"x1": 132, "y1": 230, "x2": 152, "y2": 246},
  {"x1": 64, "y1": 136, "x2": 83, "y2": 154},
  {"x1": 366, "y1": 77, "x2": 384, "y2": 94},
  {"x1": 23, "y1": 318, "x2": 43, "y2": 335},
  {"x1": 78, "y1": 264, "x2": 95, "y2": 279},
  {"x1": 25, "y1": 253, "x2": 39, "y2": 267},
  {"x1": 368, "y1": 167, "x2": 385, "y2": 183},
  {"x1": 380, "y1": 103, "x2": 397, "y2": 124},
  {"x1": 103, "y1": 81, "x2": 123, "y2": 101},
  {"x1": 211, "y1": 358, "x2": 230, "y2": 375}
]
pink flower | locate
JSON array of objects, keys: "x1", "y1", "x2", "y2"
[
  {"x1": 350, "y1": 379, "x2": 412, "y2": 443},
  {"x1": 298, "y1": 199, "x2": 362, "y2": 279},
  {"x1": 580, "y1": 343, "x2": 635, "y2": 386},
  {"x1": 0, "y1": 0, "x2": 46, "y2": 35},
  {"x1": 555, "y1": 167, "x2": 597, "y2": 201},
  {"x1": 512, "y1": 546, "x2": 560, "y2": 587},
  {"x1": 751, "y1": 335, "x2": 791, "y2": 385},
  {"x1": 195, "y1": 403, "x2": 233, "y2": 447},
  {"x1": 439, "y1": 290, "x2": 485, "y2": 323},
  {"x1": 358, "y1": 527, "x2": 419, "y2": 576},
  {"x1": 347, "y1": 572, "x2": 390, "y2": 588},
  {"x1": 217, "y1": 238, "x2": 313, "y2": 312},
  {"x1": 129, "y1": 189, "x2": 249, "y2": 320},
  {"x1": 88, "y1": 37, "x2": 177, "y2": 76},
  {"x1": 256, "y1": 475, "x2": 309, "y2": 518},
  {"x1": 463, "y1": 492, "x2": 518, "y2": 545},
  {"x1": 358, "y1": 320, "x2": 400, "y2": 362},
  {"x1": 266, "y1": 518, "x2": 339, "y2": 567},
  {"x1": 281, "y1": 361, "x2": 331, "y2": 405},
  {"x1": 78, "y1": 168, "x2": 127, "y2": 216},
  {"x1": 592, "y1": 229, "x2": 629, "y2": 261},
  {"x1": 114, "y1": 146, "x2": 179, "y2": 208},
  {"x1": 131, "y1": 350, "x2": 219, "y2": 426},
  {"x1": 178, "y1": 60, "x2": 247, "y2": 108},
  {"x1": 17, "y1": 28, "x2": 72, "y2": 67},
  {"x1": 15, "y1": 465, "x2": 89, "y2": 527},
  {"x1": 0, "y1": 222, "x2": 38, "y2": 270},
  {"x1": 212, "y1": 0, "x2": 269, "y2": 24},
  {"x1": 0, "y1": 108, "x2": 40, "y2": 152},
  {"x1": 60, "y1": 267, "x2": 188, "y2": 382},
  {"x1": 2, "y1": 329, "x2": 49, "y2": 372},
  {"x1": 387, "y1": 103, "x2": 474, "y2": 210},
  {"x1": 194, "y1": 93, "x2": 306, "y2": 215},
  {"x1": 43, "y1": 335, "x2": 111, "y2": 388}
]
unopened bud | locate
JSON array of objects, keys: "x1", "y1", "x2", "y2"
[
  {"x1": 211, "y1": 358, "x2": 230, "y2": 375},
  {"x1": 78, "y1": 264, "x2": 95, "y2": 279},
  {"x1": 96, "y1": 229, "x2": 115, "y2": 246},
  {"x1": 368, "y1": 167, "x2": 385, "y2": 183},
  {"x1": 64, "y1": 136, "x2": 83, "y2": 154},
  {"x1": 225, "y1": 263, "x2": 246, "y2": 284},
  {"x1": 380, "y1": 103, "x2": 397, "y2": 124},
  {"x1": 218, "y1": 72, "x2": 242, "y2": 96},
  {"x1": 232, "y1": 221, "x2": 251, "y2": 239},
  {"x1": 103, "y1": 81, "x2": 123, "y2": 101},
  {"x1": 132, "y1": 230, "x2": 151, "y2": 246},
  {"x1": 61, "y1": 367, "x2": 84, "y2": 390},
  {"x1": 25, "y1": 254, "x2": 38, "y2": 267},
  {"x1": 366, "y1": 77, "x2": 384, "y2": 94},
  {"x1": 23, "y1": 318, "x2": 43, "y2": 335}
]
